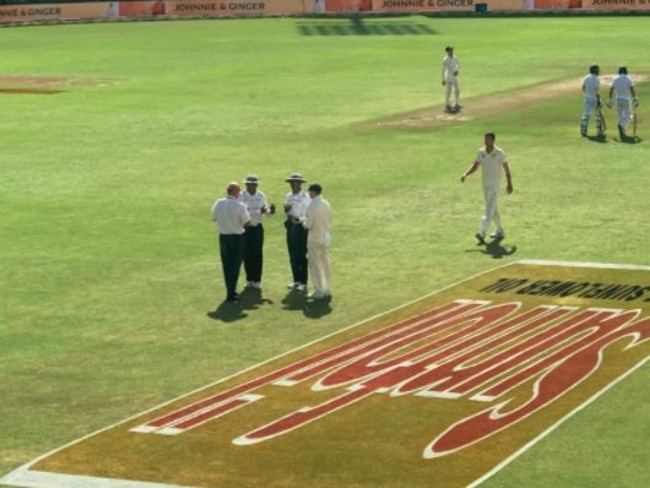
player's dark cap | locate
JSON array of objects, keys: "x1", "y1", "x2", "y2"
[
  {"x1": 618, "y1": 66, "x2": 628, "y2": 74},
  {"x1": 589, "y1": 64, "x2": 599, "y2": 74},
  {"x1": 445, "y1": 46, "x2": 453, "y2": 52},
  {"x1": 307, "y1": 183, "x2": 322, "y2": 194}
]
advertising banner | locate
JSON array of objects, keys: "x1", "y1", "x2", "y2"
[
  {"x1": 372, "y1": 0, "x2": 524, "y2": 12},
  {"x1": 166, "y1": 0, "x2": 306, "y2": 16},
  {"x1": 0, "y1": 2, "x2": 107, "y2": 21},
  {"x1": 580, "y1": 0, "x2": 650, "y2": 9}
]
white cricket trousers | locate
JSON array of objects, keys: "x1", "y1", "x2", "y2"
[
  {"x1": 445, "y1": 77, "x2": 460, "y2": 107},
  {"x1": 307, "y1": 243, "x2": 331, "y2": 295},
  {"x1": 480, "y1": 185, "x2": 503, "y2": 236},
  {"x1": 615, "y1": 98, "x2": 632, "y2": 129}
]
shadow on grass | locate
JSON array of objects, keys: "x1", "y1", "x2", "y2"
[
  {"x1": 586, "y1": 134, "x2": 608, "y2": 143},
  {"x1": 282, "y1": 289, "x2": 333, "y2": 319},
  {"x1": 207, "y1": 288, "x2": 274, "y2": 323},
  {"x1": 467, "y1": 236, "x2": 517, "y2": 259},
  {"x1": 297, "y1": 15, "x2": 436, "y2": 36},
  {"x1": 617, "y1": 135, "x2": 642, "y2": 144}
]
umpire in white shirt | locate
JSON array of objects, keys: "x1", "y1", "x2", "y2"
[
  {"x1": 283, "y1": 173, "x2": 310, "y2": 292},
  {"x1": 302, "y1": 183, "x2": 332, "y2": 300},
  {"x1": 239, "y1": 174, "x2": 275, "y2": 290},
  {"x1": 211, "y1": 182, "x2": 251, "y2": 302}
]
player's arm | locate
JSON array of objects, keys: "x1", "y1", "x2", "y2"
[
  {"x1": 460, "y1": 161, "x2": 480, "y2": 182},
  {"x1": 503, "y1": 162, "x2": 513, "y2": 194}
]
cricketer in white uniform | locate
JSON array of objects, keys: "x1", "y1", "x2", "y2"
[
  {"x1": 581, "y1": 64, "x2": 604, "y2": 137},
  {"x1": 460, "y1": 133, "x2": 514, "y2": 245},
  {"x1": 607, "y1": 66, "x2": 638, "y2": 138},
  {"x1": 442, "y1": 46, "x2": 461, "y2": 112},
  {"x1": 302, "y1": 183, "x2": 332, "y2": 300}
]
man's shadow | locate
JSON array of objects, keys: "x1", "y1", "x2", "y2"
[
  {"x1": 207, "y1": 288, "x2": 274, "y2": 323},
  {"x1": 586, "y1": 134, "x2": 608, "y2": 143},
  {"x1": 468, "y1": 236, "x2": 517, "y2": 259},
  {"x1": 617, "y1": 134, "x2": 642, "y2": 144},
  {"x1": 281, "y1": 290, "x2": 332, "y2": 318}
]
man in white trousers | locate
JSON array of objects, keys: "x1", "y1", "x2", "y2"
[
  {"x1": 580, "y1": 64, "x2": 604, "y2": 137},
  {"x1": 441, "y1": 46, "x2": 461, "y2": 113},
  {"x1": 302, "y1": 183, "x2": 332, "y2": 300},
  {"x1": 608, "y1": 66, "x2": 639, "y2": 139},
  {"x1": 460, "y1": 132, "x2": 514, "y2": 245}
]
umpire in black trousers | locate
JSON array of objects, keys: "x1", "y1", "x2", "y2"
[
  {"x1": 211, "y1": 182, "x2": 251, "y2": 302},
  {"x1": 283, "y1": 173, "x2": 310, "y2": 291}
]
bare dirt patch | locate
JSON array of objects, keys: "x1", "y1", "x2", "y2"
[
  {"x1": 0, "y1": 75, "x2": 118, "y2": 95},
  {"x1": 369, "y1": 73, "x2": 648, "y2": 130}
]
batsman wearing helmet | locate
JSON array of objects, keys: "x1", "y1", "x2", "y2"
[
  {"x1": 581, "y1": 64, "x2": 604, "y2": 137},
  {"x1": 607, "y1": 66, "x2": 639, "y2": 139}
]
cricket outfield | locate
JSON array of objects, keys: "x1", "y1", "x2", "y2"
[{"x1": 1, "y1": 15, "x2": 649, "y2": 488}]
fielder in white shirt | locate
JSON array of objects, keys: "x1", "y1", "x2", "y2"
[
  {"x1": 302, "y1": 183, "x2": 332, "y2": 300},
  {"x1": 581, "y1": 64, "x2": 604, "y2": 137},
  {"x1": 441, "y1": 46, "x2": 461, "y2": 113},
  {"x1": 607, "y1": 66, "x2": 638, "y2": 139},
  {"x1": 460, "y1": 133, "x2": 514, "y2": 245}
]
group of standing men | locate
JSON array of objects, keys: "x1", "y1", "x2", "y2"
[
  {"x1": 211, "y1": 173, "x2": 332, "y2": 303},
  {"x1": 581, "y1": 64, "x2": 639, "y2": 139}
]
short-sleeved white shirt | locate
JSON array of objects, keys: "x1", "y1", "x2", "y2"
[
  {"x1": 582, "y1": 74, "x2": 600, "y2": 100},
  {"x1": 239, "y1": 190, "x2": 268, "y2": 227},
  {"x1": 211, "y1": 196, "x2": 250, "y2": 235},
  {"x1": 610, "y1": 74, "x2": 634, "y2": 101},
  {"x1": 284, "y1": 190, "x2": 310, "y2": 221},
  {"x1": 477, "y1": 145, "x2": 507, "y2": 187}
]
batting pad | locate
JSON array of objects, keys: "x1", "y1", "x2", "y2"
[{"x1": 4, "y1": 260, "x2": 650, "y2": 488}]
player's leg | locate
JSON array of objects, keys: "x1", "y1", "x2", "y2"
[
  {"x1": 453, "y1": 79, "x2": 461, "y2": 109},
  {"x1": 445, "y1": 83, "x2": 452, "y2": 112},
  {"x1": 580, "y1": 98, "x2": 592, "y2": 136}
]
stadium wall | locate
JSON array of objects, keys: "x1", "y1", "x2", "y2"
[{"x1": 1, "y1": 0, "x2": 649, "y2": 25}]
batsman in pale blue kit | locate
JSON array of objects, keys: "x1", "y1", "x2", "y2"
[{"x1": 580, "y1": 64, "x2": 604, "y2": 137}]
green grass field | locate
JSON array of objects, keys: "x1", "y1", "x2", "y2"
[{"x1": 1, "y1": 14, "x2": 649, "y2": 488}]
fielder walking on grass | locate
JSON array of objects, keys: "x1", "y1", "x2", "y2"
[
  {"x1": 442, "y1": 46, "x2": 461, "y2": 113},
  {"x1": 607, "y1": 66, "x2": 639, "y2": 139},
  {"x1": 283, "y1": 173, "x2": 310, "y2": 292},
  {"x1": 238, "y1": 174, "x2": 275, "y2": 291},
  {"x1": 581, "y1": 64, "x2": 604, "y2": 137},
  {"x1": 461, "y1": 132, "x2": 514, "y2": 245},
  {"x1": 302, "y1": 183, "x2": 332, "y2": 300},
  {"x1": 211, "y1": 182, "x2": 251, "y2": 302}
]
